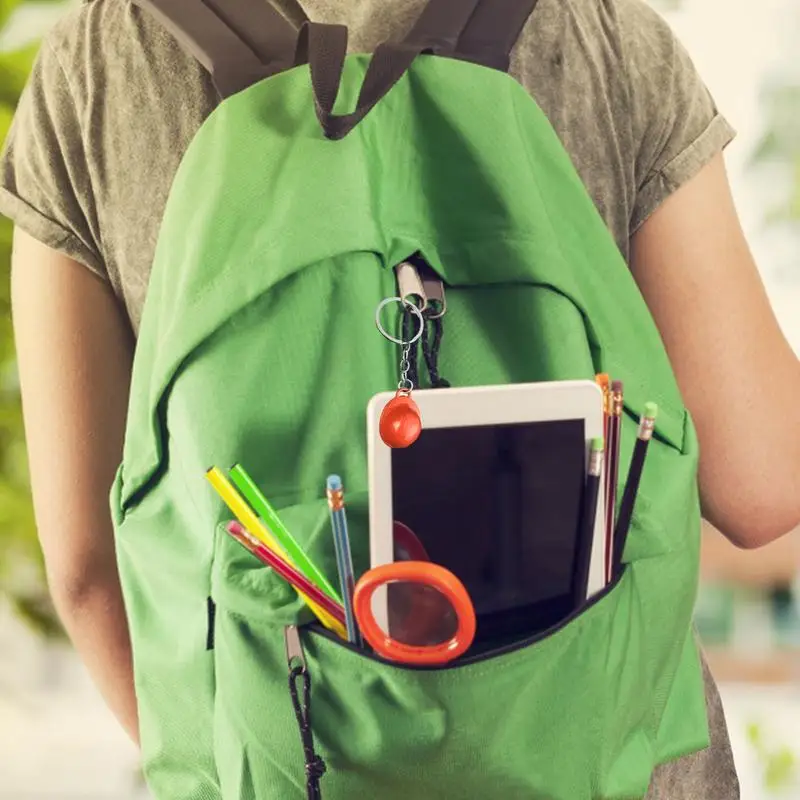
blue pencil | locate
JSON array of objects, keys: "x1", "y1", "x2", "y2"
[{"x1": 326, "y1": 475, "x2": 363, "y2": 647}]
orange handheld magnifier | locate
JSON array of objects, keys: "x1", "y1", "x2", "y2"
[{"x1": 353, "y1": 561, "x2": 476, "y2": 666}]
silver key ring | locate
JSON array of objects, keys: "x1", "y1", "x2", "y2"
[{"x1": 375, "y1": 297, "x2": 424, "y2": 346}]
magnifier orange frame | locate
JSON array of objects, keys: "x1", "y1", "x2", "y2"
[{"x1": 353, "y1": 561, "x2": 476, "y2": 666}]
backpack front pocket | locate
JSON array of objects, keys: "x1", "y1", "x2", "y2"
[{"x1": 209, "y1": 495, "x2": 690, "y2": 800}]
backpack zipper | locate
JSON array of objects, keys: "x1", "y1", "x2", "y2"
[{"x1": 307, "y1": 569, "x2": 625, "y2": 672}]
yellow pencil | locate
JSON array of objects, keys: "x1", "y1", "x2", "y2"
[
  {"x1": 206, "y1": 467, "x2": 347, "y2": 639},
  {"x1": 207, "y1": 466, "x2": 281, "y2": 551}
]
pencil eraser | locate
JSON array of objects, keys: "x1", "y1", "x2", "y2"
[
  {"x1": 611, "y1": 380, "x2": 623, "y2": 392},
  {"x1": 591, "y1": 437, "x2": 604, "y2": 451},
  {"x1": 326, "y1": 474, "x2": 343, "y2": 491},
  {"x1": 644, "y1": 402, "x2": 658, "y2": 419}
]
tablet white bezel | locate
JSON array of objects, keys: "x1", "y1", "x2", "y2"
[{"x1": 366, "y1": 380, "x2": 607, "y2": 634}]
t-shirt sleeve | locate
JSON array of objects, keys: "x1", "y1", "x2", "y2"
[
  {"x1": 618, "y1": 0, "x2": 737, "y2": 234},
  {"x1": 0, "y1": 34, "x2": 104, "y2": 277}
]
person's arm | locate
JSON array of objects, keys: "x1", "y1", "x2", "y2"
[
  {"x1": 11, "y1": 229, "x2": 139, "y2": 744},
  {"x1": 631, "y1": 153, "x2": 800, "y2": 550}
]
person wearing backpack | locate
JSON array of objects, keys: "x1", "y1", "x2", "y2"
[{"x1": 3, "y1": 0, "x2": 799, "y2": 797}]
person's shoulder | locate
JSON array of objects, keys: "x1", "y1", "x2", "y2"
[
  {"x1": 43, "y1": 0, "x2": 194, "y2": 82},
  {"x1": 609, "y1": 0, "x2": 674, "y2": 32},
  {"x1": 527, "y1": 0, "x2": 675, "y2": 76},
  {"x1": 611, "y1": 0, "x2": 680, "y2": 60},
  {"x1": 552, "y1": 0, "x2": 674, "y2": 46},
  {"x1": 43, "y1": 1, "x2": 131, "y2": 50},
  {"x1": 547, "y1": 0, "x2": 692, "y2": 104}
]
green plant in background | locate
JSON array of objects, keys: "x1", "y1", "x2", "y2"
[
  {"x1": 0, "y1": 0, "x2": 65, "y2": 639},
  {"x1": 747, "y1": 721, "x2": 799, "y2": 794}
]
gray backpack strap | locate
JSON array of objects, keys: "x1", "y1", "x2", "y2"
[
  {"x1": 207, "y1": 0, "x2": 307, "y2": 64},
  {"x1": 132, "y1": 0, "x2": 305, "y2": 98},
  {"x1": 455, "y1": 0, "x2": 542, "y2": 72}
]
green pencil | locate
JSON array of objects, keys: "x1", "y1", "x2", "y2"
[{"x1": 228, "y1": 463, "x2": 342, "y2": 605}]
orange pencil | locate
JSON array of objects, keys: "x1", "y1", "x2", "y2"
[
  {"x1": 595, "y1": 374, "x2": 612, "y2": 581},
  {"x1": 606, "y1": 380, "x2": 624, "y2": 582},
  {"x1": 595, "y1": 374, "x2": 610, "y2": 438}
]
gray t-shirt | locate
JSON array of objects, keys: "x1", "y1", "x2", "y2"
[{"x1": 0, "y1": 0, "x2": 739, "y2": 797}]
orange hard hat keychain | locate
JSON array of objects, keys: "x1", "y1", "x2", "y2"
[
  {"x1": 379, "y1": 391, "x2": 422, "y2": 449},
  {"x1": 375, "y1": 295, "x2": 425, "y2": 448},
  {"x1": 375, "y1": 262, "x2": 450, "y2": 448}
]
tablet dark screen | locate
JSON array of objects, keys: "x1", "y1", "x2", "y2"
[{"x1": 391, "y1": 419, "x2": 587, "y2": 643}]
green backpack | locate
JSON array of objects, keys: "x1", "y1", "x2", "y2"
[{"x1": 116, "y1": 1, "x2": 710, "y2": 797}]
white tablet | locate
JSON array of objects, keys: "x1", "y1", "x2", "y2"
[{"x1": 367, "y1": 380, "x2": 607, "y2": 640}]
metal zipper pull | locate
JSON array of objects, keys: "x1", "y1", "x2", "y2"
[
  {"x1": 395, "y1": 261, "x2": 428, "y2": 312},
  {"x1": 285, "y1": 624, "x2": 306, "y2": 673},
  {"x1": 419, "y1": 267, "x2": 446, "y2": 319}
]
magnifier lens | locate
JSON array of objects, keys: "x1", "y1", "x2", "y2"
[{"x1": 384, "y1": 580, "x2": 459, "y2": 647}]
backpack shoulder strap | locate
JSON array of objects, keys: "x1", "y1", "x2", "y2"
[
  {"x1": 298, "y1": 0, "x2": 484, "y2": 140},
  {"x1": 300, "y1": 0, "x2": 541, "y2": 140},
  {"x1": 455, "y1": 0, "x2": 542, "y2": 72},
  {"x1": 132, "y1": 0, "x2": 306, "y2": 98}
]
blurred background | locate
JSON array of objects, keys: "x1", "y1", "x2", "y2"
[{"x1": 0, "y1": 0, "x2": 798, "y2": 797}]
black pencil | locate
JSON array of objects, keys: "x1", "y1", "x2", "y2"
[
  {"x1": 573, "y1": 437, "x2": 604, "y2": 606},
  {"x1": 611, "y1": 402, "x2": 658, "y2": 580}
]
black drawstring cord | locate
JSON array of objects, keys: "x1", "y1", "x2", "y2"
[
  {"x1": 421, "y1": 307, "x2": 450, "y2": 389},
  {"x1": 401, "y1": 302, "x2": 449, "y2": 390},
  {"x1": 289, "y1": 664, "x2": 326, "y2": 799}
]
